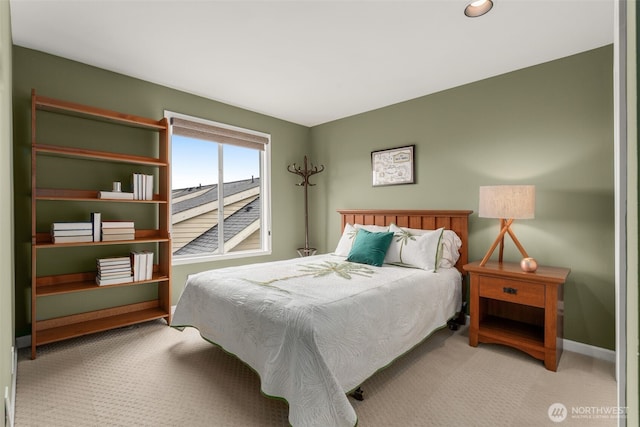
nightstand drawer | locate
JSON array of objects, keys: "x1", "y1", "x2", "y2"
[{"x1": 478, "y1": 276, "x2": 545, "y2": 308}]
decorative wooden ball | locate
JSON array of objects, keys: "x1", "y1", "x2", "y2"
[{"x1": 520, "y1": 257, "x2": 538, "y2": 272}]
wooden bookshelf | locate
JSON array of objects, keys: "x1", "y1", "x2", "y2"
[{"x1": 30, "y1": 89, "x2": 172, "y2": 359}]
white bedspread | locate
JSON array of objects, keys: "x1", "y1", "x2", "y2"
[{"x1": 171, "y1": 254, "x2": 461, "y2": 427}]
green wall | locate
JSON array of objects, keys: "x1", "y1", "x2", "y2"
[
  {"x1": 12, "y1": 46, "x2": 310, "y2": 337},
  {"x1": 1, "y1": 1, "x2": 15, "y2": 425},
  {"x1": 12, "y1": 44, "x2": 615, "y2": 350},
  {"x1": 310, "y1": 46, "x2": 615, "y2": 349}
]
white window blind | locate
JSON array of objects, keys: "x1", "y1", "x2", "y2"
[{"x1": 171, "y1": 117, "x2": 269, "y2": 151}]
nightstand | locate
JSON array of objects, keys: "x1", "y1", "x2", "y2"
[{"x1": 463, "y1": 261, "x2": 570, "y2": 371}]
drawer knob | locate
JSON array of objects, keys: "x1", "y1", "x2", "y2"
[{"x1": 503, "y1": 287, "x2": 518, "y2": 295}]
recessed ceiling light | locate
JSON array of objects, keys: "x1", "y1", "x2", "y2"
[{"x1": 464, "y1": 0, "x2": 494, "y2": 17}]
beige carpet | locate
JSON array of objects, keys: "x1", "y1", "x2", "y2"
[{"x1": 15, "y1": 320, "x2": 617, "y2": 426}]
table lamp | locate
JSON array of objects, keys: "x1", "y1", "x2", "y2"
[{"x1": 478, "y1": 185, "x2": 536, "y2": 269}]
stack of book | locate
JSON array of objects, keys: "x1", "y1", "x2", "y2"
[
  {"x1": 51, "y1": 222, "x2": 93, "y2": 244},
  {"x1": 131, "y1": 250, "x2": 153, "y2": 281},
  {"x1": 132, "y1": 173, "x2": 154, "y2": 200},
  {"x1": 96, "y1": 256, "x2": 133, "y2": 286},
  {"x1": 101, "y1": 220, "x2": 135, "y2": 241}
]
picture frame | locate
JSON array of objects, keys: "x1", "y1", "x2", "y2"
[{"x1": 371, "y1": 145, "x2": 415, "y2": 187}]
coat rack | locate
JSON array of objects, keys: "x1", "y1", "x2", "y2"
[{"x1": 287, "y1": 156, "x2": 325, "y2": 257}]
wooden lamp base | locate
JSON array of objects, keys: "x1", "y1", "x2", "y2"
[{"x1": 479, "y1": 218, "x2": 529, "y2": 267}]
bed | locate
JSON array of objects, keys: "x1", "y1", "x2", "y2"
[{"x1": 171, "y1": 209, "x2": 472, "y2": 427}]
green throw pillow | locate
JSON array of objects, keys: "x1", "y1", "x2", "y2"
[{"x1": 347, "y1": 229, "x2": 394, "y2": 267}]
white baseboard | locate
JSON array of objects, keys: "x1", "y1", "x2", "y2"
[
  {"x1": 4, "y1": 345, "x2": 17, "y2": 427},
  {"x1": 563, "y1": 338, "x2": 616, "y2": 363}
]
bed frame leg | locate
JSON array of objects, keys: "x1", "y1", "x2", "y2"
[
  {"x1": 448, "y1": 302, "x2": 468, "y2": 331},
  {"x1": 350, "y1": 387, "x2": 364, "y2": 401}
]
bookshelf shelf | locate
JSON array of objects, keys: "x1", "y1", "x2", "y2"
[
  {"x1": 34, "y1": 143, "x2": 169, "y2": 166},
  {"x1": 35, "y1": 303, "x2": 169, "y2": 346},
  {"x1": 34, "y1": 231, "x2": 169, "y2": 247},
  {"x1": 35, "y1": 188, "x2": 167, "y2": 202},
  {"x1": 30, "y1": 89, "x2": 172, "y2": 359},
  {"x1": 34, "y1": 94, "x2": 166, "y2": 130},
  {"x1": 36, "y1": 271, "x2": 170, "y2": 296}
]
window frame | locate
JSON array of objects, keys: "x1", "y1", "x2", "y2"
[{"x1": 165, "y1": 110, "x2": 272, "y2": 266}]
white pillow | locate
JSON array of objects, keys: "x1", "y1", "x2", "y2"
[
  {"x1": 384, "y1": 225, "x2": 462, "y2": 269},
  {"x1": 385, "y1": 224, "x2": 444, "y2": 271},
  {"x1": 334, "y1": 223, "x2": 390, "y2": 256},
  {"x1": 334, "y1": 223, "x2": 358, "y2": 256},
  {"x1": 354, "y1": 223, "x2": 389, "y2": 233},
  {"x1": 440, "y1": 230, "x2": 462, "y2": 269},
  {"x1": 385, "y1": 224, "x2": 434, "y2": 264}
]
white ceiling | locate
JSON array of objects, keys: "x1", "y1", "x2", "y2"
[{"x1": 10, "y1": 0, "x2": 614, "y2": 127}]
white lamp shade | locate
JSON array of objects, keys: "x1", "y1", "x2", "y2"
[{"x1": 479, "y1": 185, "x2": 535, "y2": 219}]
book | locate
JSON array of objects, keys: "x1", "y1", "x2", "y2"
[
  {"x1": 97, "y1": 262, "x2": 131, "y2": 269},
  {"x1": 98, "y1": 276, "x2": 131, "y2": 282},
  {"x1": 51, "y1": 222, "x2": 92, "y2": 231},
  {"x1": 101, "y1": 227, "x2": 135, "y2": 235},
  {"x1": 97, "y1": 270, "x2": 133, "y2": 281},
  {"x1": 132, "y1": 251, "x2": 139, "y2": 282},
  {"x1": 52, "y1": 235, "x2": 94, "y2": 244},
  {"x1": 96, "y1": 275, "x2": 134, "y2": 286},
  {"x1": 97, "y1": 262, "x2": 130, "y2": 269},
  {"x1": 145, "y1": 174, "x2": 153, "y2": 200},
  {"x1": 97, "y1": 256, "x2": 131, "y2": 266},
  {"x1": 144, "y1": 250, "x2": 153, "y2": 280},
  {"x1": 51, "y1": 229, "x2": 93, "y2": 237},
  {"x1": 101, "y1": 220, "x2": 135, "y2": 229},
  {"x1": 97, "y1": 264, "x2": 132, "y2": 272},
  {"x1": 133, "y1": 173, "x2": 139, "y2": 200},
  {"x1": 98, "y1": 191, "x2": 134, "y2": 200},
  {"x1": 91, "y1": 212, "x2": 101, "y2": 242},
  {"x1": 101, "y1": 233, "x2": 135, "y2": 241},
  {"x1": 96, "y1": 270, "x2": 132, "y2": 277}
]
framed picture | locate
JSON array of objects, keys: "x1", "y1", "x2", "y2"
[{"x1": 371, "y1": 145, "x2": 415, "y2": 187}]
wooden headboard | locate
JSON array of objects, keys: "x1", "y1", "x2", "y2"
[{"x1": 337, "y1": 209, "x2": 473, "y2": 274}]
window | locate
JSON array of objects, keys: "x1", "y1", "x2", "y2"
[{"x1": 166, "y1": 111, "x2": 271, "y2": 264}]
